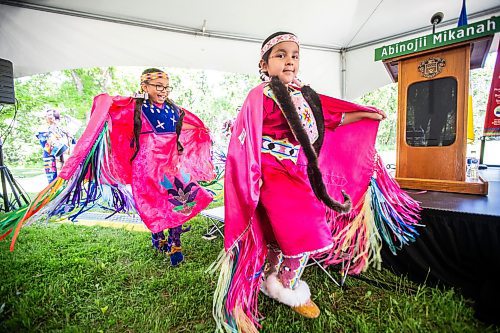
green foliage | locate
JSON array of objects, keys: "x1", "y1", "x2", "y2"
[
  {"x1": 356, "y1": 84, "x2": 398, "y2": 151},
  {"x1": 1, "y1": 68, "x2": 118, "y2": 166},
  {"x1": 1, "y1": 67, "x2": 259, "y2": 167},
  {"x1": 168, "y1": 68, "x2": 260, "y2": 146},
  {"x1": 58, "y1": 68, "x2": 116, "y2": 120},
  {"x1": 470, "y1": 59, "x2": 495, "y2": 143},
  {"x1": 0, "y1": 222, "x2": 493, "y2": 332},
  {"x1": 2, "y1": 58, "x2": 493, "y2": 167}
]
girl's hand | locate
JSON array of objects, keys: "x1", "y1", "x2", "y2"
[
  {"x1": 367, "y1": 110, "x2": 387, "y2": 121},
  {"x1": 343, "y1": 110, "x2": 387, "y2": 125},
  {"x1": 376, "y1": 109, "x2": 387, "y2": 120},
  {"x1": 182, "y1": 123, "x2": 196, "y2": 130}
]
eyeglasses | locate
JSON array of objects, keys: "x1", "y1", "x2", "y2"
[{"x1": 146, "y1": 83, "x2": 173, "y2": 92}]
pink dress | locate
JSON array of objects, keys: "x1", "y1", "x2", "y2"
[
  {"x1": 258, "y1": 95, "x2": 342, "y2": 257},
  {"x1": 4, "y1": 94, "x2": 216, "y2": 251}
]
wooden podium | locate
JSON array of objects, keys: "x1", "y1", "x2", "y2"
[{"x1": 383, "y1": 36, "x2": 492, "y2": 195}]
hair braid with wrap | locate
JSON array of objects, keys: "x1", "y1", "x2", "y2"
[
  {"x1": 268, "y1": 76, "x2": 351, "y2": 213},
  {"x1": 260, "y1": 32, "x2": 350, "y2": 212}
]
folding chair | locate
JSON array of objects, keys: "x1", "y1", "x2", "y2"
[
  {"x1": 199, "y1": 205, "x2": 348, "y2": 287},
  {"x1": 307, "y1": 253, "x2": 351, "y2": 288},
  {"x1": 199, "y1": 206, "x2": 225, "y2": 240}
]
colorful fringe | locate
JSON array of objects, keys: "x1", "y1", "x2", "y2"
[
  {"x1": 209, "y1": 227, "x2": 266, "y2": 333},
  {"x1": 325, "y1": 154, "x2": 422, "y2": 274},
  {"x1": 211, "y1": 154, "x2": 422, "y2": 332},
  {"x1": 0, "y1": 206, "x2": 28, "y2": 242},
  {"x1": 0, "y1": 122, "x2": 136, "y2": 251}
]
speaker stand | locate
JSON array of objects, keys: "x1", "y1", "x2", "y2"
[{"x1": 0, "y1": 138, "x2": 30, "y2": 212}]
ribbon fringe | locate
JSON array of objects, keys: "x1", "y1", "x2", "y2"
[
  {"x1": 1, "y1": 122, "x2": 136, "y2": 251},
  {"x1": 325, "y1": 155, "x2": 422, "y2": 274},
  {"x1": 210, "y1": 155, "x2": 422, "y2": 332},
  {"x1": 209, "y1": 228, "x2": 265, "y2": 333}
]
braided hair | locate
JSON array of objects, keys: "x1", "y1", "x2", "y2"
[
  {"x1": 131, "y1": 68, "x2": 184, "y2": 161},
  {"x1": 260, "y1": 31, "x2": 351, "y2": 213}
]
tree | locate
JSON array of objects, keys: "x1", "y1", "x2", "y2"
[
  {"x1": 356, "y1": 83, "x2": 398, "y2": 151},
  {"x1": 2, "y1": 66, "x2": 260, "y2": 167},
  {"x1": 470, "y1": 57, "x2": 495, "y2": 142},
  {"x1": 8, "y1": 60, "x2": 491, "y2": 168},
  {"x1": 1, "y1": 68, "x2": 121, "y2": 166}
]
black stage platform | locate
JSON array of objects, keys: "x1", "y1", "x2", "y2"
[
  {"x1": 409, "y1": 179, "x2": 500, "y2": 217},
  {"x1": 381, "y1": 169, "x2": 500, "y2": 325}
]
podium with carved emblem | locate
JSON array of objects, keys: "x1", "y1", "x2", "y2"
[{"x1": 376, "y1": 19, "x2": 498, "y2": 195}]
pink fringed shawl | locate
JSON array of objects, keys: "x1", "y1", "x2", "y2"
[
  {"x1": 213, "y1": 84, "x2": 421, "y2": 332},
  {"x1": 62, "y1": 94, "x2": 214, "y2": 185},
  {"x1": 6, "y1": 94, "x2": 214, "y2": 247}
]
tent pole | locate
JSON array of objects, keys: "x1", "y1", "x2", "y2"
[
  {"x1": 0, "y1": 0, "x2": 342, "y2": 53},
  {"x1": 341, "y1": 49, "x2": 347, "y2": 99}
]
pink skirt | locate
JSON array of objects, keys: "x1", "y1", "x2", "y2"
[
  {"x1": 131, "y1": 132, "x2": 213, "y2": 233},
  {"x1": 258, "y1": 153, "x2": 332, "y2": 257}
]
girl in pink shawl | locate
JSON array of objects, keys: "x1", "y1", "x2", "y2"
[
  {"x1": 212, "y1": 32, "x2": 421, "y2": 332},
  {"x1": 130, "y1": 68, "x2": 214, "y2": 266},
  {"x1": 1, "y1": 68, "x2": 214, "y2": 268}
]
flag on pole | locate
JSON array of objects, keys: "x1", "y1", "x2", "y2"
[
  {"x1": 458, "y1": 1, "x2": 473, "y2": 141},
  {"x1": 467, "y1": 94, "x2": 474, "y2": 143},
  {"x1": 458, "y1": 0, "x2": 468, "y2": 27}
]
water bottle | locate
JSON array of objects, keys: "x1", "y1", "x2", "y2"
[{"x1": 466, "y1": 150, "x2": 479, "y2": 182}]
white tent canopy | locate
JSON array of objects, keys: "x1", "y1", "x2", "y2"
[{"x1": 1, "y1": 0, "x2": 499, "y2": 99}]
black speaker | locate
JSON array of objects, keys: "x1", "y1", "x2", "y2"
[{"x1": 0, "y1": 59, "x2": 15, "y2": 104}]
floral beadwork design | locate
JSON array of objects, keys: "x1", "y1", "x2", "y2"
[{"x1": 160, "y1": 171, "x2": 199, "y2": 215}]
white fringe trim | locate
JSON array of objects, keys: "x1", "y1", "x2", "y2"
[{"x1": 282, "y1": 242, "x2": 333, "y2": 259}]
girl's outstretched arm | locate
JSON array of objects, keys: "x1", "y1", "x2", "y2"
[
  {"x1": 342, "y1": 110, "x2": 387, "y2": 125},
  {"x1": 318, "y1": 93, "x2": 386, "y2": 128}
]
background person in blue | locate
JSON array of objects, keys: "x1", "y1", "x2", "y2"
[{"x1": 36, "y1": 109, "x2": 74, "y2": 183}]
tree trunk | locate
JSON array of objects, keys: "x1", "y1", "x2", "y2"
[
  {"x1": 69, "y1": 70, "x2": 84, "y2": 95},
  {"x1": 100, "y1": 67, "x2": 113, "y2": 92}
]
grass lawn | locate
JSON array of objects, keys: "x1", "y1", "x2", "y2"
[{"x1": 0, "y1": 218, "x2": 497, "y2": 333}]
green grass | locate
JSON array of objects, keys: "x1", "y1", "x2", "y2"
[{"x1": 0, "y1": 219, "x2": 497, "y2": 333}]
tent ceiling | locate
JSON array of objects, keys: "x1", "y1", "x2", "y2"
[
  {"x1": 5, "y1": 0, "x2": 499, "y2": 49},
  {"x1": 0, "y1": 0, "x2": 499, "y2": 99}
]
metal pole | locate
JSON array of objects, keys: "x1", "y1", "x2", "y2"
[
  {"x1": 0, "y1": 138, "x2": 10, "y2": 211},
  {"x1": 479, "y1": 136, "x2": 486, "y2": 164},
  {"x1": 340, "y1": 49, "x2": 347, "y2": 99}
]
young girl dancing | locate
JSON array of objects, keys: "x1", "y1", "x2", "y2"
[
  {"x1": 1, "y1": 68, "x2": 215, "y2": 267},
  {"x1": 212, "y1": 32, "x2": 420, "y2": 332}
]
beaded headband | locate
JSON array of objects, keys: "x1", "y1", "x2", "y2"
[
  {"x1": 260, "y1": 34, "x2": 300, "y2": 58},
  {"x1": 140, "y1": 71, "x2": 169, "y2": 82}
]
